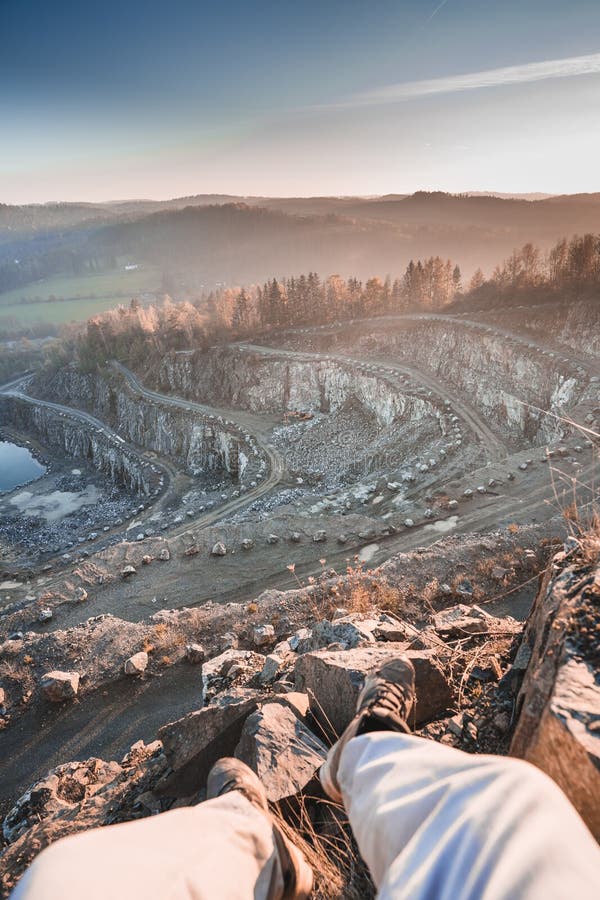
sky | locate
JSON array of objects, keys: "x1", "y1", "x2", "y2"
[{"x1": 1, "y1": 0, "x2": 600, "y2": 202}]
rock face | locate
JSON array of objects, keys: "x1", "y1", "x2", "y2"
[
  {"x1": 40, "y1": 671, "x2": 80, "y2": 702},
  {"x1": 0, "y1": 395, "x2": 157, "y2": 496},
  {"x1": 360, "y1": 316, "x2": 583, "y2": 442},
  {"x1": 510, "y1": 549, "x2": 600, "y2": 839},
  {"x1": 235, "y1": 703, "x2": 327, "y2": 803},
  {"x1": 158, "y1": 690, "x2": 258, "y2": 777},
  {"x1": 33, "y1": 367, "x2": 260, "y2": 485},
  {"x1": 156, "y1": 345, "x2": 444, "y2": 431},
  {"x1": 295, "y1": 646, "x2": 453, "y2": 739}
]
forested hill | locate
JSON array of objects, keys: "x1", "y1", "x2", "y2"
[{"x1": 3, "y1": 192, "x2": 600, "y2": 296}]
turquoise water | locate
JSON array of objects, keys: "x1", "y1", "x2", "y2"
[{"x1": 0, "y1": 441, "x2": 46, "y2": 493}]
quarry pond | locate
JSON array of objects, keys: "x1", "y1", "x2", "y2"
[{"x1": 0, "y1": 440, "x2": 45, "y2": 493}]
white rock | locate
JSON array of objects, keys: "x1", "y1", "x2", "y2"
[
  {"x1": 211, "y1": 542, "x2": 227, "y2": 556},
  {"x1": 41, "y1": 671, "x2": 79, "y2": 702},
  {"x1": 124, "y1": 652, "x2": 148, "y2": 675},
  {"x1": 253, "y1": 624, "x2": 275, "y2": 647}
]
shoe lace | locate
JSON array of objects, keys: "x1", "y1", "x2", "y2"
[{"x1": 366, "y1": 678, "x2": 410, "y2": 719}]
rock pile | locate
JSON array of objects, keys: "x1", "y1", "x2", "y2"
[{"x1": 2, "y1": 541, "x2": 599, "y2": 896}]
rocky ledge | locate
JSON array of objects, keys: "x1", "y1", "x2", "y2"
[{"x1": 0, "y1": 537, "x2": 598, "y2": 897}]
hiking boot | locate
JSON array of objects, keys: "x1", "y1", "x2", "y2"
[
  {"x1": 319, "y1": 656, "x2": 416, "y2": 804},
  {"x1": 207, "y1": 758, "x2": 313, "y2": 899}
]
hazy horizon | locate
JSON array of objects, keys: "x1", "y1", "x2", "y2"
[{"x1": 3, "y1": 189, "x2": 562, "y2": 207}]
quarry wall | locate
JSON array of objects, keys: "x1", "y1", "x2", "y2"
[
  {"x1": 156, "y1": 347, "x2": 448, "y2": 432},
  {"x1": 31, "y1": 369, "x2": 257, "y2": 483},
  {"x1": 0, "y1": 395, "x2": 158, "y2": 496}
]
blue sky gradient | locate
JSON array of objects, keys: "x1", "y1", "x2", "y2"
[{"x1": 2, "y1": 0, "x2": 600, "y2": 201}]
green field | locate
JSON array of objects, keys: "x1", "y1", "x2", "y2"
[{"x1": 0, "y1": 265, "x2": 160, "y2": 328}]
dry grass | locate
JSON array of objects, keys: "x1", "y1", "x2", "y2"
[{"x1": 272, "y1": 794, "x2": 375, "y2": 899}]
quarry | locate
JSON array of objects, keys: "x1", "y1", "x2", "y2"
[{"x1": 1, "y1": 304, "x2": 599, "y2": 896}]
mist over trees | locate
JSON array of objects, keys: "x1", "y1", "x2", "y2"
[
  {"x1": 6, "y1": 192, "x2": 600, "y2": 301},
  {"x1": 465, "y1": 233, "x2": 600, "y2": 308},
  {"x1": 62, "y1": 232, "x2": 600, "y2": 373}
]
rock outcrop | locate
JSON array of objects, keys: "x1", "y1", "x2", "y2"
[
  {"x1": 235, "y1": 702, "x2": 327, "y2": 803},
  {"x1": 295, "y1": 646, "x2": 453, "y2": 739},
  {"x1": 0, "y1": 395, "x2": 159, "y2": 496},
  {"x1": 510, "y1": 544, "x2": 600, "y2": 839}
]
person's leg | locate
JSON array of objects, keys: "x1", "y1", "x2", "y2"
[
  {"x1": 11, "y1": 793, "x2": 283, "y2": 900},
  {"x1": 12, "y1": 759, "x2": 312, "y2": 900},
  {"x1": 338, "y1": 732, "x2": 600, "y2": 900},
  {"x1": 320, "y1": 656, "x2": 600, "y2": 900}
]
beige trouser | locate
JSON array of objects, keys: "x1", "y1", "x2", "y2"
[
  {"x1": 11, "y1": 793, "x2": 284, "y2": 900},
  {"x1": 12, "y1": 733, "x2": 600, "y2": 899}
]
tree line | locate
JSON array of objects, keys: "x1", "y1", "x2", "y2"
[
  {"x1": 214, "y1": 257, "x2": 462, "y2": 333},
  {"x1": 65, "y1": 232, "x2": 600, "y2": 371}
]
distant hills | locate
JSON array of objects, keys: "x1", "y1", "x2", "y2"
[{"x1": 2, "y1": 191, "x2": 600, "y2": 296}]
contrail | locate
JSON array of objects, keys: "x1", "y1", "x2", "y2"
[
  {"x1": 326, "y1": 52, "x2": 600, "y2": 109},
  {"x1": 424, "y1": 0, "x2": 450, "y2": 26}
]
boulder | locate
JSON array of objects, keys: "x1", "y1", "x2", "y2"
[
  {"x1": 220, "y1": 631, "x2": 239, "y2": 651},
  {"x1": 295, "y1": 645, "x2": 452, "y2": 739},
  {"x1": 121, "y1": 565, "x2": 137, "y2": 578},
  {"x1": 290, "y1": 532, "x2": 302, "y2": 543},
  {"x1": 510, "y1": 551, "x2": 600, "y2": 840},
  {"x1": 373, "y1": 618, "x2": 410, "y2": 642},
  {"x1": 266, "y1": 534, "x2": 279, "y2": 545},
  {"x1": 124, "y1": 652, "x2": 148, "y2": 675},
  {"x1": 141, "y1": 555, "x2": 153, "y2": 565},
  {"x1": 185, "y1": 644, "x2": 205, "y2": 665},
  {"x1": 75, "y1": 587, "x2": 88, "y2": 603},
  {"x1": 40, "y1": 671, "x2": 80, "y2": 703},
  {"x1": 203, "y1": 649, "x2": 265, "y2": 695},
  {"x1": 253, "y1": 624, "x2": 275, "y2": 647},
  {"x1": 312, "y1": 531, "x2": 327, "y2": 542},
  {"x1": 306, "y1": 617, "x2": 376, "y2": 650},
  {"x1": 211, "y1": 542, "x2": 227, "y2": 556},
  {"x1": 159, "y1": 689, "x2": 259, "y2": 773},
  {"x1": 272, "y1": 691, "x2": 311, "y2": 724},
  {"x1": 235, "y1": 703, "x2": 327, "y2": 803},
  {"x1": 158, "y1": 548, "x2": 170, "y2": 561},
  {"x1": 289, "y1": 628, "x2": 311, "y2": 651},
  {"x1": 38, "y1": 608, "x2": 53, "y2": 623},
  {"x1": 432, "y1": 604, "x2": 520, "y2": 639},
  {"x1": 259, "y1": 653, "x2": 284, "y2": 684},
  {"x1": 241, "y1": 538, "x2": 254, "y2": 551}
]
